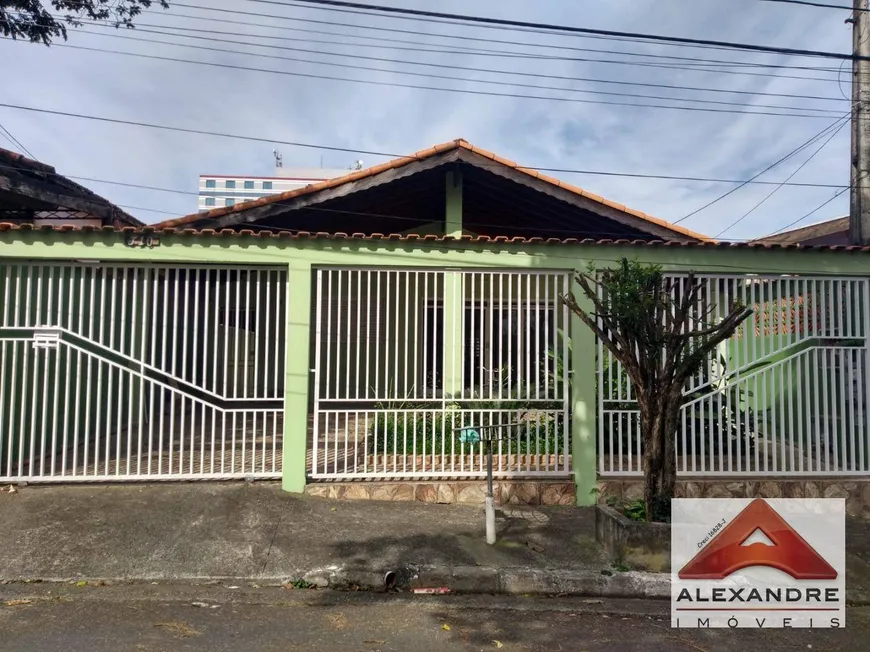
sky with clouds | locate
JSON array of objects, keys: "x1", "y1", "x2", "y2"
[{"x1": 0, "y1": 0, "x2": 856, "y2": 239}]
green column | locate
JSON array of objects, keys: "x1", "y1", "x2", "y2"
[
  {"x1": 282, "y1": 263, "x2": 311, "y2": 493},
  {"x1": 443, "y1": 271, "x2": 463, "y2": 399},
  {"x1": 443, "y1": 170, "x2": 464, "y2": 397},
  {"x1": 445, "y1": 169, "x2": 463, "y2": 238},
  {"x1": 569, "y1": 279, "x2": 597, "y2": 506}
]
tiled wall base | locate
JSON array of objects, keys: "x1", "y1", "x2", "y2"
[
  {"x1": 597, "y1": 478, "x2": 870, "y2": 518},
  {"x1": 304, "y1": 480, "x2": 576, "y2": 505}
]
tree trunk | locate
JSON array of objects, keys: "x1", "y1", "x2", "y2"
[
  {"x1": 640, "y1": 412, "x2": 659, "y2": 522},
  {"x1": 659, "y1": 393, "x2": 681, "y2": 517},
  {"x1": 640, "y1": 392, "x2": 681, "y2": 522}
]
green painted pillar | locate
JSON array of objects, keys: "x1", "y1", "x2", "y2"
[
  {"x1": 282, "y1": 263, "x2": 312, "y2": 493},
  {"x1": 445, "y1": 169, "x2": 463, "y2": 238},
  {"x1": 443, "y1": 271, "x2": 463, "y2": 399},
  {"x1": 569, "y1": 279, "x2": 598, "y2": 506},
  {"x1": 443, "y1": 170, "x2": 464, "y2": 397}
]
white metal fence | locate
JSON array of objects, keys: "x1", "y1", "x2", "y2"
[
  {"x1": 310, "y1": 268, "x2": 571, "y2": 479},
  {"x1": 598, "y1": 274, "x2": 870, "y2": 477},
  {"x1": 0, "y1": 263, "x2": 287, "y2": 482}
]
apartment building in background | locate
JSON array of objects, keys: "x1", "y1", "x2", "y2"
[{"x1": 198, "y1": 163, "x2": 354, "y2": 212}]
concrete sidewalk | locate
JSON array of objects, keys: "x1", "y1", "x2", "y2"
[{"x1": 0, "y1": 483, "x2": 868, "y2": 601}]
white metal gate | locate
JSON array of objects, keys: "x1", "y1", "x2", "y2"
[
  {"x1": 0, "y1": 262, "x2": 287, "y2": 482},
  {"x1": 598, "y1": 274, "x2": 870, "y2": 477},
  {"x1": 310, "y1": 268, "x2": 571, "y2": 480}
]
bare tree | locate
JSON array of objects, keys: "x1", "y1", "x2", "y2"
[
  {"x1": 563, "y1": 259, "x2": 752, "y2": 522},
  {"x1": 1, "y1": 1, "x2": 169, "y2": 45}
]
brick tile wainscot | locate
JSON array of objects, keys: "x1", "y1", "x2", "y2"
[
  {"x1": 304, "y1": 481, "x2": 576, "y2": 506},
  {"x1": 597, "y1": 479, "x2": 870, "y2": 518}
]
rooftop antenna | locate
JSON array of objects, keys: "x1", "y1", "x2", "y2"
[{"x1": 273, "y1": 149, "x2": 283, "y2": 168}]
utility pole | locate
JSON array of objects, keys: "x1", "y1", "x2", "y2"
[{"x1": 850, "y1": 0, "x2": 870, "y2": 245}]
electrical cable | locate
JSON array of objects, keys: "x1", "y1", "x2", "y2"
[
  {"x1": 0, "y1": 108, "x2": 849, "y2": 189},
  {"x1": 674, "y1": 114, "x2": 851, "y2": 223},
  {"x1": 61, "y1": 26, "x2": 846, "y2": 116},
  {"x1": 159, "y1": 2, "x2": 848, "y2": 79},
  {"x1": 759, "y1": 0, "x2": 861, "y2": 10},
  {"x1": 754, "y1": 186, "x2": 850, "y2": 238},
  {"x1": 0, "y1": 122, "x2": 37, "y2": 160},
  {"x1": 267, "y1": 0, "x2": 866, "y2": 62},
  {"x1": 2, "y1": 38, "x2": 841, "y2": 120},
  {"x1": 87, "y1": 12, "x2": 846, "y2": 75},
  {"x1": 714, "y1": 117, "x2": 849, "y2": 237}
]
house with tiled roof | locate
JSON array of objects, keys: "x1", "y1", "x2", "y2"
[
  {"x1": 157, "y1": 139, "x2": 708, "y2": 242},
  {"x1": 751, "y1": 216, "x2": 849, "y2": 247},
  {"x1": 0, "y1": 147, "x2": 141, "y2": 227},
  {"x1": 3, "y1": 139, "x2": 870, "y2": 517}
]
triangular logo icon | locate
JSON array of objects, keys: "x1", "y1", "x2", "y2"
[
  {"x1": 742, "y1": 528, "x2": 774, "y2": 547},
  {"x1": 678, "y1": 499, "x2": 838, "y2": 580}
]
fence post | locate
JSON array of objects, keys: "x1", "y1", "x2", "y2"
[
  {"x1": 443, "y1": 271, "x2": 464, "y2": 400},
  {"x1": 282, "y1": 263, "x2": 312, "y2": 493},
  {"x1": 569, "y1": 275, "x2": 597, "y2": 506}
]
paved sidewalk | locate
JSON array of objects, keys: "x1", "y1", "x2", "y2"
[
  {"x1": 0, "y1": 483, "x2": 868, "y2": 602},
  {"x1": 0, "y1": 483, "x2": 606, "y2": 581}
]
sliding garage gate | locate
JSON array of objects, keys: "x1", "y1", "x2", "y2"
[{"x1": 0, "y1": 262, "x2": 287, "y2": 482}]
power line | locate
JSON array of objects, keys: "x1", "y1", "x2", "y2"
[
  {"x1": 126, "y1": 9, "x2": 846, "y2": 74},
  {"x1": 19, "y1": 9, "x2": 848, "y2": 85},
  {"x1": 268, "y1": 0, "x2": 865, "y2": 62},
  {"x1": 714, "y1": 117, "x2": 849, "y2": 237},
  {"x1": 66, "y1": 26, "x2": 846, "y2": 115},
  {"x1": 161, "y1": 2, "x2": 848, "y2": 80},
  {"x1": 0, "y1": 107, "x2": 849, "y2": 190},
  {"x1": 4, "y1": 38, "x2": 842, "y2": 120},
  {"x1": 121, "y1": 4, "x2": 851, "y2": 86},
  {"x1": 759, "y1": 0, "x2": 862, "y2": 10},
  {"x1": 0, "y1": 126, "x2": 19, "y2": 150},
  {"x1": 674, "y1": 114, "x2": 851, "y2": 223},
  {"x1": 755, "y1": 186, "x2": 850, "y2": 238},
  {"x1": 0, "y1": 122, "x2": 37, "y2": 160},
  {"x1": 0, "y1": 159, "x2": 848, "y2": 218}
]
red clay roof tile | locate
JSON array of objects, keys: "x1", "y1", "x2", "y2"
[{"x1": 155, "y1": 139, "x2": 710, "y2": 241}]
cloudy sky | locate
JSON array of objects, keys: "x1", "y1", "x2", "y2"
[{"x1": 0, "y1": 0, "x2": 855, "y2": 239}]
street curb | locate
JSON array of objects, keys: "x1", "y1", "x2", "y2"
[
  {"x1": 5, "y1": 568, "x2": 869, "y2": 604},
  {"x1": 309, "y1": 565, "x2": 671, "y2": 599}
]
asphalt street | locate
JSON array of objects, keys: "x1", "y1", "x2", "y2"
[{"x1": 0, "y1": 583, "x2": 867, "y2": 651}]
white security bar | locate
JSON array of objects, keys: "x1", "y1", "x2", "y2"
[{"x1": 598, "y1": 274, "x2": 870, "y2": 477}]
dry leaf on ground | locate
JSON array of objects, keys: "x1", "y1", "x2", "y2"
[
  {"x1": 326, "y1": 613, "x2": 348, "y2": 630},
  {"x1": 153, "y1": 621, "x2": 202, "y2": 638}
]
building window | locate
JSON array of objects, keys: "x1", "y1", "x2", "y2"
[
  {"x1": 262, "y1": 181, "x2": 273, "y2": 190},
  {"x1": 225, "y1": 180, "x2": 236, "y2": 189},
  {"x1": 225, "y1": 198, "x2": 235, "y2": 207},
  {"x1": 205, "y1": 179, "x2": 216, "y2": 188},
  {"x1": 244, "y1": 180, "x2": 254, "y2": 189},
  {"x1": 205, "y1": 197, "x2": 215, "y2": 207}
]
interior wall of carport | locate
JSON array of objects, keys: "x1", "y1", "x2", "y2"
[{"x1": 4, "y1": 224, "x2": 868, "y2": 501}]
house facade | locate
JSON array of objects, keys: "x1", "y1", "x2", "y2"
[
  {"x1": 0, "y1": 147, "x2": 141, "y2": 228},
  {"x1": 0, "y1": 140, "x2": 868, "y2": 515}
]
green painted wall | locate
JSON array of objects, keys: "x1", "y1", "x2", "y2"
[{"x1": 2, "y1": 229, "x2": 870, "y2": 501}]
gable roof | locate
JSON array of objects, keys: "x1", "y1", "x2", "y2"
[
  {"x1": 0, "y1": 147, "x2": 141, "y2": 226},
  {"x1": 157, "y1": 139, "x2": 710, "y2": 241},
  {"x1": 751, "y1": 216, "x2": 849, "y2": 246}
]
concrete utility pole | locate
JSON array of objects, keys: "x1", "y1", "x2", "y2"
[{"x1": 850, "y1": 0, "x2": 870, "y2": 245}]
